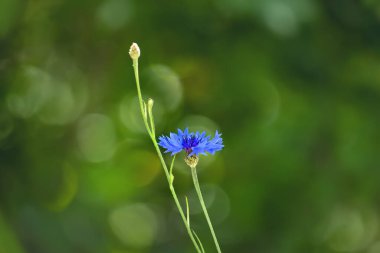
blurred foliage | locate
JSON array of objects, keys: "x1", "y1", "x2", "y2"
[{"x1": 1, "y1": 0, "x2": 380, "y2": 253}]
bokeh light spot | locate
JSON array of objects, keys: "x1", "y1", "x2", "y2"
[
  {"x1": 369, "y1": 241, "x2": 380, "y2": 253},
  {"x1": 6, "y1": 65, "x2": 87, "y2": 124},
  {"x1": 38, "y1": 80, "x2": 88, "y2": 125},
  {"x1": 262, "y1": 1, "x2": 298, "y2": 36},
  {"x1": 109, "y1": 203, "x2": 158, "y2": 248},
  {"x1": 319, "y1": 206, "x2": 378, "y2": 252},
  {"x1": 144, "y1": 65, "x2": 183, "y2": 112},
  {"x1": 77, "y1": 114, "x2": 117, "y2": 163},
  {"x1": 179, "y1": 115, "x2": 220, "y2": 133},
  {"x1": 7, "y1": 66, "x2": 52, "y2": 118},
  {"x1": 97, "y1": 0, "x2": 132, "y2": 30}
]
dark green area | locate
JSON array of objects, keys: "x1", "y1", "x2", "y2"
[{"x1": 1, "y1": 0, "x2": 380, "y2": 252}]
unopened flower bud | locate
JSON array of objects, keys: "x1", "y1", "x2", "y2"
[
  {"x1": 147, "y1": 98, "x2": 154, "y2": 111},
  {"x1": 129, "y1": 42, "x2": 140, "y2": 60}
]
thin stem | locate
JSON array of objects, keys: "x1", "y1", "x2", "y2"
[
  {"x1": 150, "y1": 140, "x2": 202, "y2": 253},
  {"x1": 132, "y1": 59, "x2": 152, "y2": 137},
  {"x1": 191, "y1": 166, "x2": 222, "y2": 253},
  {"x1": 131, "y1": 59, "x2": 202, "y2": 253}
]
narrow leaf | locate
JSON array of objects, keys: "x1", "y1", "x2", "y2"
[
  {"x1": 147, "y1": 98, "x2": 155, "y2": 134},
  {"x1": 192, "y1": 229, "x2": 205, "y2": 253},
  {"x1": 143, "y1": 101, "x2": 147, "y2": 120},
  {"x1": 169, "y1": 155, "x2": 176, "y2": 185},
  {"x1": 185, "y1": 196, "x2": 190, "y2": 226}
]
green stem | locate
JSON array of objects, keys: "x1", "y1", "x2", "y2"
[
  {"x1": 131, "y1": 59, "x2": 202, "y2": 253},
  {"x1": 191, "y1": 166, "x2": 222, "y2": 253},
  {"x1": 132, "y1": 59, "x2": 152, "y2": 137}
]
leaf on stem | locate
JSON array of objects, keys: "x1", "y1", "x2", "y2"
[
  {"x1": 192, "y1": 230, "x2": 205, "y2": 253},
  {"x1": 147, "y1": 98, "x2": 155, "y2": 134},
  {"x1": 185, "y1": 196, "x2": 190, "y2": 226},
  {"x1": 169, "y1": 155, "x2": 176, "y2": 185},
  {"x1": 143, "y1": 101, "x2": 147, "y2": 120}
]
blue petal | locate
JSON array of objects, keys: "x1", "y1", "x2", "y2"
[
  {"x1": 158, "y1": 133, "x2": 183, "y2": 156},
  {"x1": 158, "y1": 128, "x2": 224, "y2": 157}
]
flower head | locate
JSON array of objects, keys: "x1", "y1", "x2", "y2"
[
  {"x1": 129, "y1": 42, "x2": 140, "y2": 60},
  {"x1": 158, "y1": 128, "x2": 224, "y2": 157}
]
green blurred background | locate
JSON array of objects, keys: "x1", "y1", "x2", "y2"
[{"x1": 1, "y1": 0, "x2": 380, "y2": 252}]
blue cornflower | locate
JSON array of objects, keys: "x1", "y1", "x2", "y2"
[{"x1": 158, "y1": 128, "x2": 224, "y2": 157}]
